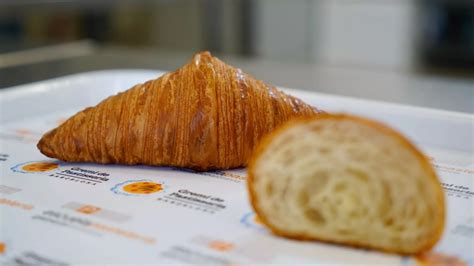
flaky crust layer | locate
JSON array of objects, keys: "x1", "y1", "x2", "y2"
[
  {"x1": 37, "y1": 51, "x2": 321, "y2": 170},
  {"x1": 247, "y1": 113, "x2": 445, "y2": 255}
]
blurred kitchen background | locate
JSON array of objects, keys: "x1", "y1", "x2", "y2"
[{"x1": 0, "y1": 0, "x2": 473, "y2": 112}]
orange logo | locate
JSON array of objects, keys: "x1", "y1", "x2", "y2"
[
  {"x1": 208, "y1": 240, "x2": 234, "y2": 252},
  {"x1": 123, "y1": 182, "x2": 163, "y2": 194},
  {"x1": 76, "y1": 205, "x2": 101, "y2": 214},
  {"x1": 0, "y1": 242, "x2": 5, "y2": 254},
  {"x1": 111, "y1": 180, "x2": 166, "y2": 196},
  {"x1": 21, "y1": 162, "x2": 59, "y2": 172}
]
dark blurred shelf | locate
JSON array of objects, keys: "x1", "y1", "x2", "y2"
[{"x1": 1, "y1": 47, "x2": 473, "y2": 114}]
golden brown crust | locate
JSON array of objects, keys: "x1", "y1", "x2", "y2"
[
  {"x1": 37, "y1": 51, "x2": 321, "y2": 171},
  {"x1": 247, "y1": 113, "x2": 445, "y2": 255}
]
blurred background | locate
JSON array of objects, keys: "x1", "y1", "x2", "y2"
[{"x1": 0, "y1": 0, "x2": 473, "y2": 112}]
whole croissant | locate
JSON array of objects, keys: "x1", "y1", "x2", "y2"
[{"x1": 38, "y1": 51, "x2": 321, "y2": 170}]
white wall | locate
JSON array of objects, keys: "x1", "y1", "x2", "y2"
[
  {"x1": 254, "y1": 0, "x2": 314, "y2": 62},
  {"x1": 254, "y1": 0, "x2": 416, "y2": 69},
  {"x1": 315, "y1": 0, "x2": 416, "y2": 68}
]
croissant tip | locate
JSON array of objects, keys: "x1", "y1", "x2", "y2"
[
  {"x1": 192, "y1": 51, "x2": 213, "y2": 64},
  {"x1": 196, "y1": 51, "x2": 212, "y2": 57},
  {"x1": 37, "y1": 138, "x2": 48, "y2": 157},
  {"x1": 37, "y1": 130, "x2": 56, "y2": 158}
]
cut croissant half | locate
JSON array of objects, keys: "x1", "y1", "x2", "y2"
[
  {"x1": 248, "y1": 114, "x2": 445, "y2": 254},
  {"x1": 37, "y1": 51, "x2": 321, "y2": 170}
]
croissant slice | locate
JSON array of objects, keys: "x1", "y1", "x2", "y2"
[
  {"x1": 37, "y1": 51, "x2": 321, "y2": 170},
  {"x1": 248, "y1": 114, "x2": 445, "y2": 254}
]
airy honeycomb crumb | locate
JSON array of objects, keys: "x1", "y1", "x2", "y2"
[{"x1": 248, "y1": 114, "x2": 445, "y2": 255}]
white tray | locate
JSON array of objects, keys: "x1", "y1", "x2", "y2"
[{"x1": 0, "y1": 70, "x2": 473, "y2": 265}]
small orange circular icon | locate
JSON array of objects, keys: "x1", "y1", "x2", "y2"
[
  {"x1": 21, "y1": 162, "x2": 59, "y2": 172},
  {"x1": 123, "y1": 182, "x2": 163, "y2": 194},
  {"x1": 0, "y1": 242, "x2": 5, "y2": 254},
  {"x1": 76, "y1": 205, "x2": 101, "y2": 214},
  {"x1": 208, "y1": 240, "x2": 234, "y2": 252}
]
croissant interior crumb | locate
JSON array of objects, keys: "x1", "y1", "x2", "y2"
[{"x1": 249, "y1": 115, "x2": 444, "y2": 254}]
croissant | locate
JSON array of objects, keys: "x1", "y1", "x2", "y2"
[
  {"x1": 248, "y1": 114, "x2": 445, "y2": 254},
  {"x1": 37, "y1": 51, "x2": 321, "y2": 170}
]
